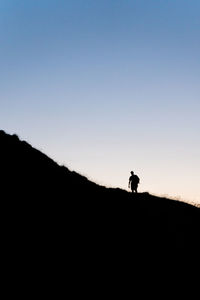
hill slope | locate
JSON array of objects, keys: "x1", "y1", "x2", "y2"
[{"x1": 1, "y1": 130, "x2": 199, "y2": 284}]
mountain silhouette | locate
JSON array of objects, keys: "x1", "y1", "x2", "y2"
[{"x1": 1, "y1": 130, "x2": 199, "y2": 292}]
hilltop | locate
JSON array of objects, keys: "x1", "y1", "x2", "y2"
[{"x1": 1, "y1": 130, "x2": 199, "y2": 281}]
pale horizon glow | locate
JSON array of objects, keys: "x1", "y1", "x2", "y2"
[{"x1": 0, "y1": 0, "x2": 199, "y2": 205}]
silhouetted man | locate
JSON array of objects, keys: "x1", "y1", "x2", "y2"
[{"x1": 128, "y1": 171, "x2": 140, "y2": 193}]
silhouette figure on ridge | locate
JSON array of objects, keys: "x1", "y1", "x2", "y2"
[{"x1": 128, "y1": 171, "x2": 140, "y2": 193}]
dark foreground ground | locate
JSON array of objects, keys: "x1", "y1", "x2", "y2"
[{"x1": 1, "y1": 130, "x2": 199, "y2": 294}]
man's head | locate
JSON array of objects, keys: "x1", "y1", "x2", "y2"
[{"x1": 131, "y1": 171, "x2": 134, "y2": 175}]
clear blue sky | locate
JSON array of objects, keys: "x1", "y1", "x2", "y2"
[{"x1": 1, "y1": 0, "x2": 200, "y2": 204}]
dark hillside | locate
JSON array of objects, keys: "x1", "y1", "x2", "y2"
[{"x1": 1, "y1": 130, "x2": 199, "y2": 290}]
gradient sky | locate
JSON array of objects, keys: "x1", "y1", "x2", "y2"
[{"x1": 1, "y1": 0, "x2": 200, "y2": 204}]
